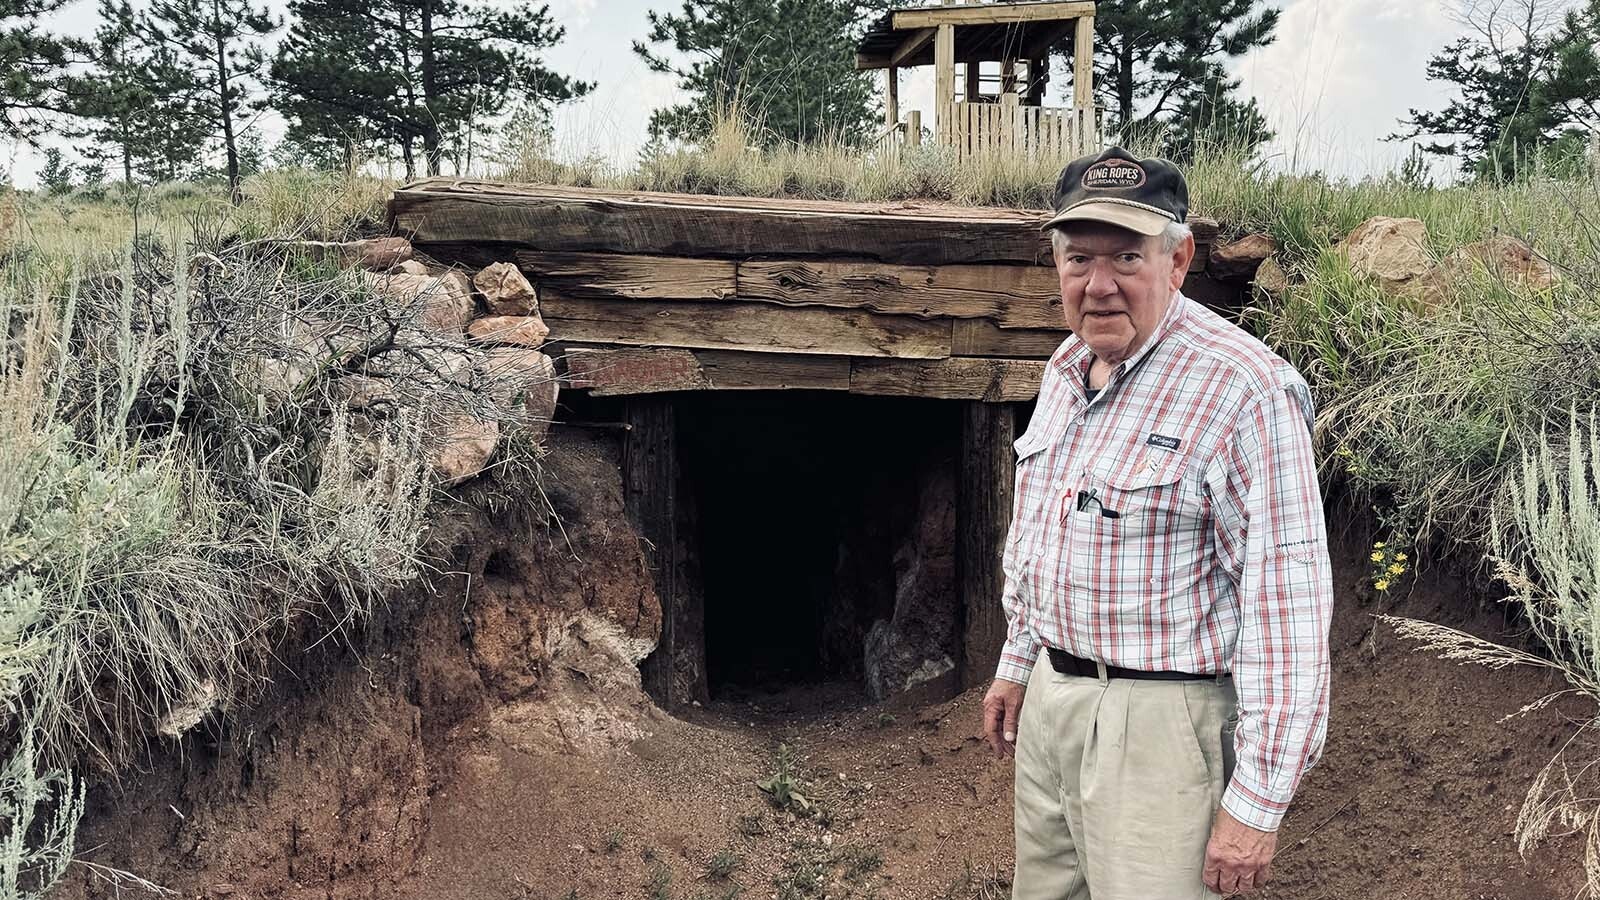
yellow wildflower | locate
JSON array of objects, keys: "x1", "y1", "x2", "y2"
[
  {"x1": 1388, "y1": 563, "x2": 1405, "y2": 575},
  {"x1": 1370, "y1": 551, "x2": 1384, "y2": 562},
  {"x1": 1374, "y1": 579, "x2": 1390, "y2": 591},
  {"x1": 1395, "y1": 552, "x2": 1408, "y2": 562},
  {"x1": 1374, "y1": 542, "x2": 1386, "y2": 549}
]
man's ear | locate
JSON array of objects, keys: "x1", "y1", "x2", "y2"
[{"x1": 1169, "y1": 233, "x2": 1196, "y2": 291}]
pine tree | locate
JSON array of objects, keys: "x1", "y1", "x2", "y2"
[
  {"x1": 1541, "y1": 0, "x2": 1600, "y2": 133},
  {"x1": 61, "y1": 0, "x2": 209, "y2": 185},
  {"x1": 633, "y1": 0, "x2": 877, "y2": 147},
  {"x1": 1392, "y1": 0, "x2": 1583, "y2": 180},
  {"x1": 142, "y1": 0, "x2": 278, "y2": 202},
  {"x1": 272, "y1": 0, "x2": 593, "y2": 179},
  {"x1": 1053, "y1": 0, "x2": 1278, "y2": 154},
  {"x1": 1161, "y1": 64, "x2": 1272, "y2": 162},
  {"x1": 37, "y1": 147, "x2": 73, "y2": 194},
  {"x1": 0, "y1": 0, "x2": 85, "y2": 141}
]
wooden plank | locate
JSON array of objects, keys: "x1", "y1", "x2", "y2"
[
  {"x1": 884, "y1": 67, "x2": 899, "y2": 130},
  {"x1": 934, "y1": 24, "x2": 954, "y2": 141},
  {"x1": 391, "y1": 181, "x2": 1054, "y2": 266},
  {"x1": 736, "y1": 258, "x2": 1061, "y2": 328},
  {"x1": 895, "y1": 1, "x2": 1096, "y2": 28},
  {"x1": 564, "y1": 346, "x2": 852, "y2": 395},
  {"x1": 958, "y1": 401, "x2": 1018, "y2": 690},
  {"x1": 542, "y1": 292, "x2": 954, "y2": 359},
  {"x1": 953, "y1": 318, "x2": 1069, "y2": 358},
  {"x1": 626, "y1": 398, "x2": 686, "y2": 706},
  {"x1": 514, "y1": 250, "x2": 735, "y2": 300},
  {"x1": 1073, "y1": 15, "x2": 1094, "y2": 116},
  {"x1": 891, "y1": 27, "x2": 936, "y2": 67},
  {"x1": 964, "y1": 61, "x2": 981, "y2": 102},
  {"x1": 850, "y1": 357, "x2": 1044, "y2": 402}
]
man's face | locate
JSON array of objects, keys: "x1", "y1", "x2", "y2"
[{"x1": 1051, "y1": 221, "x2": 1195, "y2": 365}]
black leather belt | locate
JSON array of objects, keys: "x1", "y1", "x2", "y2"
[{"x1": 1047, "y1": 647, "x2": 1222, "y2": 681}]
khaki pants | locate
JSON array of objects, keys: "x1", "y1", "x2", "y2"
[{"x1": 1012, "y1": 654, "x2": 1238, "y2": 900}]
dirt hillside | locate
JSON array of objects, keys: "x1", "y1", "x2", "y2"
[{"x1": 55, "y1": 427, "x2": 1587, "y2": 900}]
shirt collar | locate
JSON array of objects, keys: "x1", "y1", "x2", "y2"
[{"x1": 1054, "y1": 291, "x2": 1191, "y2": 387}]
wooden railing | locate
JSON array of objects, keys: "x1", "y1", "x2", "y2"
[{"x1": 937, "y1": 97, "x2": 1095, "y2": 161}]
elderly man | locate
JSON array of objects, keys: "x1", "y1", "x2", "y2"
[{"x1": 981, "y1": 147, "x2": 1333, "y2": 900}]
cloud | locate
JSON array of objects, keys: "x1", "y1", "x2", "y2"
[{"x1": 1236, "y1": 0, "x2": 1465, "y2": 178}]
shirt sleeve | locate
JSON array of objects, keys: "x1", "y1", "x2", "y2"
[
  {"x1": 1207, "y1": 380, "x2": 1333, "y2": 832},
  {"x1": 995, "y1": 543, "x2": 1041, "y2": 684}
]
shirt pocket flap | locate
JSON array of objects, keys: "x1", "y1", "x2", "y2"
[{"x1": 1105, "y1": 452, "x2": 1191, "y2": 491}]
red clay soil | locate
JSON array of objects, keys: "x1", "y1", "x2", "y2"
[{"x1": 53, "y1": 431, "x2": 1589, "y2": 900}]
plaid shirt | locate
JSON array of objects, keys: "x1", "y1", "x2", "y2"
[{"x1": 997, "y1": 292, "x2": 1333, "y2": 833}]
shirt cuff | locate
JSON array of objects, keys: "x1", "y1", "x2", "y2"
[
  {"x1": 1220, "y1": 770, "x2": 1292, "y2": 832},
  {"x1": 994, "y1": 635, "x2": 1040, "y2": 685}
]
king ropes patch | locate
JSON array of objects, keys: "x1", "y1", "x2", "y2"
[{"x1": 1082, "y1": 160, "x2": 1147, "y2": 189}]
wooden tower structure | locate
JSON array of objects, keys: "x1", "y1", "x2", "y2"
[{"x1": 855, "y1": 0, "x2": 1098, "y2": 158}]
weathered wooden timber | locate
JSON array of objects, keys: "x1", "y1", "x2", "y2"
[
  {"x1": 390, "y1": 180, "x2": 1231, "y2": 402},
  {"x1": 736, "y1": 259, "x2": 1062, "y2": 328},
  {"x1": 958, "y1": 402, "x2": 1017, "y2": 689},
  {"x1": 391, "y1": 180, "x2": 1056, "y2": 266},
  {"x1": 541, "y1": 293, "x2": 955, "y2": 359},
  {"x1": 564, "y1": 346, "x2": 1045, "y2": 402}
]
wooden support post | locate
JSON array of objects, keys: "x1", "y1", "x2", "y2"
[
  {"x1": 964, "y1": 62, "x2": 981, "y2": 103},
  {"x1": 884, "y1": 66, "x2": 899, "y2": 131},
  {"x1": 1073, "y1": 15, "x2": 1095, "y2": 152},
  {"x1": 958, "y1": 401, "x2": 1018, "y2": 691},
  {"x1": 934, "y1": 24, "x2": 954, "y2": 144},
  {"x1": 625, "y1": 397, "x2": 706, "y2": 706},
  {"x1": 907, "y1": 109, "x2": 922, "y2": 147},
  {"x1": 1000, "y1": 57, "x2": 1018, "y2": 96}
]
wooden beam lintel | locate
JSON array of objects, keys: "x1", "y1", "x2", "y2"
[
  {"x1": 562, "y1": 346, "x2": 1044, "y2": 401},
  {"x1": 893, "y1": 1, "x2": 1096, "y2": 30}
]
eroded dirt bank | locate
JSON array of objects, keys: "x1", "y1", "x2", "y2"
[{"x1": 56, "y1": 427, "x2": 1587, "y2": 900}]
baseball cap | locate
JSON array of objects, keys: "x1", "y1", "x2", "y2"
[{"x1": 1040, "y1": 147, "x2": 1189, "y2": 237}]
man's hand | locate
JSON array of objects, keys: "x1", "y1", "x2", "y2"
[
  {"x1": 1203, "y1": 807, "x2": 1276, "y2": 895},
  {"x1": 981, "y1": 679, "x2": 1025, "y2": 759}
]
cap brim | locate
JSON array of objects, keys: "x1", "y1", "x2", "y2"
[{"x1": 1040, "y1": 200, "x2": 1172, "y2": 237}]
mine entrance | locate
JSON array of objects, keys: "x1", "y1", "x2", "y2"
[
  {"x1": 620, "y1": 387, "x2": 1025, "y2": 711},
  {"x1": 678, "y1": 392, "x2": 960, "y2": 699}
]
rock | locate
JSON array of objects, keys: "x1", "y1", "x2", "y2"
[
  {"x1": 483, "y1": 347, "x2": 559, "y2": 443},
  {"x1": 253, "y1": 318, "x2": 382, "y2": 399},
  {"x1": 1339, "y1": 216, "x2": 1432, "y2": 286},
  {"x1": 1254, "y1": 257, "x2": 1290, "y2": 296},
  {"x1": 1208, "y1": 233, "x2": 1276, "y2": 282},
  {"x1": 366, "y1": 346, "x2": 475, "y2": 387},
  {"x1": 432, "y1": 414, "x2": 500, "y2": 486},
  {"x1": 388, "y1": 259, "x2": 432, "y2": 276},
  {"x1": 346, "y1": 236, "x2": 413, "y2": 270},
  {"x1": 1446, "y1": 234, "x2": 1559, "y2": 290},
  {"x1": 863, "y1": 460, "x2": 959, "y2": 705},
  {"x1": 1406, "y1": 234, "x2": 1560, "y2": 310},
  {"x1": 467, "y1": 314, "x2": 551, "y2": 347},
  {"x1": 364, "y1": 270, "x2": 474, "y2": 335},
  {"x1": 333, "y1": 375, "x2": 398, "y2": 410},
  {"x1": 474, "y1": 262, "x2": 540, "y2": 316}
]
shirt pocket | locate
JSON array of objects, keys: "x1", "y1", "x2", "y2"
[{"x1": 1068, "y1": 452, "x2": 1196, "y2": 601}]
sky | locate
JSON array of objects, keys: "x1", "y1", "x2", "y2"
[{"x1": 10, "y1": 0, "x2": 1470, "y2": 186}]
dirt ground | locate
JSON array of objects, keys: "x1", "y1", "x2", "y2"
[{"x1": 55, "y1": 429, "x2": 1590, "y2": 900}]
